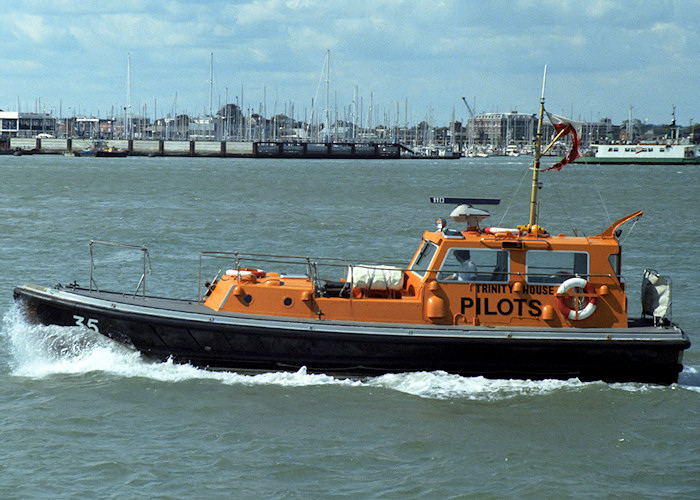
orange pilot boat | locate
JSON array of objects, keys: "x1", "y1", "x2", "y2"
[{"x1": 13, "y1": 84, "x2": 691, "y2": 384}]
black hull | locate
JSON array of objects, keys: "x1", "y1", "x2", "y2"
[
  {"x1": 79, "y1": 151, "x2": 129, "y2": 157},
  {"x1": 13, "y1": 285, "x2": 690, "y2": 384},
  {"x1": 96, "y1": 151, "x2": 128, "y2": 157}
]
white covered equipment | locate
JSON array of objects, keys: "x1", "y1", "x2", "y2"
[
  {"x1": 641, "y1": 269, "x2": 671, "y2": 322},
  {"x1": 346, "y1": 265, "x2": 404, "y2": 291}
]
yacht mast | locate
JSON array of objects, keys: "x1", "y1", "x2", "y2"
[
  {"x1": 209, "y1": 52, "x2": 214, "y2": 118},
  {"x1": 127, "y1": 52, "x2": 131, "y2": 140},
  {"x1": 325, "y1": 49, "x2": 330, "y2": 141},
  {"x1": 671, "y1": 105, "x2": 677, "y2": 142},
  {"x1": 628, "y1": 105, "x2": 633, "y2": 142},
  {"x1": 528, "y1": 65, "x2": 547, "y2": 229}
]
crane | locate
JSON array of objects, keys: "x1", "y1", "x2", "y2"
[
  {"x1": 461, "y1": 96, "x2": 475, "y2": 118},
  {"x1": 461, "y1": 97, "x2": 476, "y2": 154}
]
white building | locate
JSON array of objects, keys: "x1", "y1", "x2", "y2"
[
  {"x1": 0, "y1": 110, "x2": 57, "y2": 138},
  {"x1": 469, "y1": 111, "x2": 535, "y2": 149}
]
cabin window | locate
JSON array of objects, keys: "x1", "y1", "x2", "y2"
[
  {"x1": 608, "y1": 253, "x2": 620, "y2": 276},
  {"x1": 437, "y1": 249, "x2": 509, "y2": 283},
  {"x1": 526, "y1": 250, "x2": 588, "y2": 284},
  {"x1": 409, "y1": 241, "x2": 438, "y2": 278}
]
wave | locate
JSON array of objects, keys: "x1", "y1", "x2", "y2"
[
  {"x1": 2, "y1": 305, "x2": 698, "y2": 400},
  {"x1": 677, "y1": 366, "x2": 700, "y2": 393}
]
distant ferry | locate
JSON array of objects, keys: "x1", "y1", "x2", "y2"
[{"x1": 576, "y1": 143, "x2": 700, "y2": 165}]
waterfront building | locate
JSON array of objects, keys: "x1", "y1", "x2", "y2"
[
  {"x1": 0, "y1": 111, "x2": 57, "y2": 138},
  {"x1": 469, "y1": 111, "x2": 535, "y2": 150},
  {"x1": 189, "y1": 117, "x2": 217, "y2": 141}
]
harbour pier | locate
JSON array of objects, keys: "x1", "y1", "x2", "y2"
[
  {"x1": 6, "y1": 138, "x2": 409, "y2": 159},
  {"x1": 7, "y1": 138, "x2": 254, "y2": 157},
  {"x1": 253, "y1": 141, "x2": 403, "y2": 159}
]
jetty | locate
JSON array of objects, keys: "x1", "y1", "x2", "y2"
[
  {"x1": 7, "y1": 138, "x2": 251, "y2": 157},
  {"x1": 5, "y1": 138, "x2": 411, "y2": 159},
  {"x1": 253, "y1": 141, "x2": 403, "y2": 159}
]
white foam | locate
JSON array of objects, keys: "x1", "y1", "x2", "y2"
[
  {"x1": 3, "y1": 305, "x2": 697, "y2": 399},
  {"x1": 365, "y1": 370, "x2": 588, "y2": 400},
  {"x1": 2, "y1": 304, "x2": 141, "y2": 378},
  {"x1": 678, "y1": 366, "x2": 700, "y2": 393}
]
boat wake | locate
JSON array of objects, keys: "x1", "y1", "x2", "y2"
[
  {"x1": 677, "y1": 366, "x2": 700, "y2": 392},
  {"x1": 2, "y1": 305, "x2": 698, "y2": 399}
]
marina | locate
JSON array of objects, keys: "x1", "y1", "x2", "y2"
[
  {"x1": 5, "y1": 134, "x2": 698, "y2": 163},
  {"x1": 4, "y1": 101, "x2": 697, "y2": 162}
]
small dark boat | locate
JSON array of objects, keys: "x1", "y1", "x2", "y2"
[
  {"x1": 3, "y1": 148, "x2": 38, "y2": 156},
  {"x1": 78, "y1": 140, "x2": 128, "y2": 157}
]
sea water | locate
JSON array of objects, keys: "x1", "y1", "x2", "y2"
[{"x1": 0, "y1": 155, "x2": 698, "y2": 498}]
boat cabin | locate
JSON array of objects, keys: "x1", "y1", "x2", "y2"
[{"x1": 203, "y1": 198, "x2": 638, "y2": 330}]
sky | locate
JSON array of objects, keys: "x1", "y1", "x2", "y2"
[{"x1": 1, "y1": 0, "x2": 698, "y2": 127}]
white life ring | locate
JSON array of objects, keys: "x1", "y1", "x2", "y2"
[{"x1": 556, "y1": 277, "x2": 598, "y2": 321}]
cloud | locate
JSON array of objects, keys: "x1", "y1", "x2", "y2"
[
  {"x1": 232, "y1": 0, "x2": 289, "y2": 24},
  {"x1": 1, "y1": 58, "x2": 43, "y2": 74},
  {"x1": 0, "y1": 0, "x2": 697, "y2": 124},
  {"x1": 6, "y1": 13, "x2": 62, "y2": 44},
  {"x1": 287, "y1": 26, "x2": 339, "y2": 53}
]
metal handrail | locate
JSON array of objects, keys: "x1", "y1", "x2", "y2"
[
  {"x1": 196, "y1": 250, "x2": 624, "y2": 303},
  {"x1": 89, "y1": 240, "x2": 151, "y2": 298},
  {"x1": 197, "y1": 251, "x2": 408, "y2": 302},
  {"x1": 197, "y1": 250, "x2": 621, "y2": 282},
  {"x1": 199, "y1": 250, "x2": 406, "y2": 267}
]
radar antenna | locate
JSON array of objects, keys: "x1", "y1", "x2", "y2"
[{"x1": 430, "y1": 197, "x2": 500, "y2": 231}]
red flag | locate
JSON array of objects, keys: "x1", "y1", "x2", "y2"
[{"x1": 545, "y1": 111, "x2": 582, "y2": 171}]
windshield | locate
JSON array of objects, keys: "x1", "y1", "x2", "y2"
[
  {"x1": 409, "y1": 240, "x2": 438, "y2": 278},
  {"x1": 437, "y1": 248, "x2": 509, "y2": 283}
]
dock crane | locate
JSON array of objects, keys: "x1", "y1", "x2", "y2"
[
  {"x1": 461, "y1": 97, "x2": 476, "y2": 154},
  {"x1": 461, "y1": 96, "x2": 476, "y2": 118}
]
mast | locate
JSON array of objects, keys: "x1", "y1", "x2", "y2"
[
  {"x1": 325, "y1": 49, "x2": 330, "y2": 141},
  {"x1": 528, "y1": 65, "x2": 547, "y2": 229},
  {"x1": 671, "y1": 105, "x2": 677, "y2": 142},
  {"x1": 628, "y1": 105, "x2": 633, "y2": 142},
  {"x1": 209, "y1": 52, "x2": 214, "y2": 119},
  {"x1": 353, "y1": 85, "x2": 358, "y2": 141},
  {"x1": 127, "y1": 52, "x2": 131, "y2": 140}
]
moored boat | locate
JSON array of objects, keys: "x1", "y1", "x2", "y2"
[
  {"x1": 505, "y1": 144, "x2": 520, "y2": 156},
  {"x1": 576, "y1": 108, "x2": 699, "y2": 165},
  {"x1": 410, "y1": 145, "x2": 461, "y2": 159},
  {"x1": 78, "y1": 140, "x2": 128, "y2": 157},
  {"x1": 576, "y1": 143, "x2": 700, "y2": 165},
  {"x1": 12, "y1": 74, "x2": 691, "y2": 384}
]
